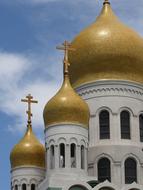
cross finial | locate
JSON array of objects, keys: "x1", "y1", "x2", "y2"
[
  {"x1": 56, "y1": 40, "x2": 75, "y2": 75},
  {"x1": 21, "y1": 94, "x2": 38, "y2": 126}
]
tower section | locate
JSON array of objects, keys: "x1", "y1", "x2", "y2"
[
  {"x1": 41, "y1": 41, "x2": 91, "y2": 190},
  {"x1": 10, "y1": 94, "x2": 45, "y2": 190},
  {"x1": 69, "y1": 0, "x2": 143, "y2": 190}
]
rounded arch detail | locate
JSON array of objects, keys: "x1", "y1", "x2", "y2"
[
  {"x1": 121, "y1": 153, "x2": 141, "y2": 165},
  {"x1": 95, "y1": 107, "x2": 113, "y2": 116},
  {"x1": 63, "y1": 181, "x2": 92, "y2": 190},
  {"x1": 13, "y1": 179, "x2": 19, "y2": 185},
  {"x1": 48, "y1": 139, "x2": 56, "y2": 146},
  {"x1": 93, "y1": 181, "x2": 118, "y2": 190},
  {"x1": 69, "y1": 137, "x2": 78, "y2": 145},
  {"x1": 137, "y1": 110, "x2": 143, "y2": 117},
  {"x1": 20, "y1": 178, "x2": 28, "y2": 185},
  {"x1": 29, "y1": 178, "x2": 37, "y2": 185},
  {"x1": 121, "y1": 182, "x2": 142, "y2": 190},
  {"x1": 94, "y1": 153, "x2": 114, "y2": 164},
  {"x1": 57, "y1": 137, "x2": 66, "y2": 144},
  {"x1": 118, "y1": 107, "x2": 134, "y2": 116},
  {"x1": 80, "y1": 139, "x2": 86, "y2": 147}
]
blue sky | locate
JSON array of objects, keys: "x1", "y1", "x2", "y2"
[{"x1": 0, "y1": 0, "x2": 143, "y2": 189}]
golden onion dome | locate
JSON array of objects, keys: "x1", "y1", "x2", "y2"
[
  {"x1": 43, "y1": 41, "x2": 90, "y2": 128},
  {"x1": 10, "y1": 124, "x2": 45, "y2": 169},
  {"x1": 69, "y1": 0, "x2": 143, "y2": 88}
]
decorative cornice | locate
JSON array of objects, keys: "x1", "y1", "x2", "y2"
[{"x1": 78, "y1": 86, "x2": 143, "y2": 98}]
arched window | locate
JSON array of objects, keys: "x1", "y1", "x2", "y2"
[
  {"x1": 22, "y1": 184, "x2": 26, "y2": 190},
  {"x1": 69, "y1": 185, "x2": 88, "y2": 190},
  {"x1": 59, "y1": 143, "x2": 65, "y2": 168},
  {"x1": 99, "y1": 188, "x2": 115, "y2": 190},
  {"x1": 15, "y1": 185, "x2": 18, "y2": 190},
  {"x1": 99, "y1": 110, "x2": 110, "y2": 139},
  {"x1": 50, "y1": 145, "x2": 55, "y2": 169},
  {"x1": 139, "y1": 114, "x2": 143, "y2": 142},
  {"x1": 31, "y1": 184, "x2": 35, "y2": 190},
  {"x1": 125, "y1": 158, "x2": 137, "y2": 184},
  {"x1": 120, "y1": 111, "x2": 130, "y2": 139},
  {"x1": 70, "y1": 143, "x2": 76, "y2": 168},
  {"x1": 98, "y1": 158, "x2": 111, "y2": 182},
  {"x1": 81, "y1": 145, "x2": 85, "y2": 169}
]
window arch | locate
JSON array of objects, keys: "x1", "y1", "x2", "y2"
[
  {"x1": 99, "y1": 188, "x2": 115, "y2": 190},
  {"x1": 70, "y1": 143, "x2": 76, "y2": 168},
  {"x1": 139, "y1": 114, "x2": 143, "y2": 142},
  {"x1": 69, "y1": 185, "x2": 88, "y2": 190},
  {"x1": 99, "y1": 187, "x2": 114, "y2": 190},
  {"x1": 125, "y1": 158, "x2": 137, "y2": 184},
  {"x1": 14, "y1": 185, "x2": 18, "y2": 190},
  {"x1": 120, "y1": 110, "x2": 130, "y2": 139},
  {"x1": 81, "y1": 145, "x2": 85, "y2": 169},
  {"x1": 31, "y1": 184, "x2": 35, "y2": 190},
  {"x1": 59, "y1": 143, "x2": 65, "y2": 168},
  {"x1": 50, "y1": 145, "x2": 55, "y2": 169},
  {"x1": 22, "y1": 184, "x2": 26, "y2": 190},
  {"x1": 98, "y1": 158, "x2": 111, "y2": 182},
  {"x1": 99, "y1": 110, "x2": 110, "y2": 139}
]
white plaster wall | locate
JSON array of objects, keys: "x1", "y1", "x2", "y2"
[
  {"x1": 76, "y1": 80, "x2": 143, "y2": 189},
  {"x1": 11, "y1": 166, "x2": 45, "y2": 190},
  {"x1": 38, "y1": 124, "x2": 97, "y2": 190}
]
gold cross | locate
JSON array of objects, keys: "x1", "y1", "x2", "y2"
[
  {"x1": 56, "y1": 40, "x2": 75, "y2": 74},
  {"x1": 21, "y1": 94, "x2": 38, "y2": 124}
]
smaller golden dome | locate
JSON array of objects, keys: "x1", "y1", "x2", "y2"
[
  {"x1": 43, "y1": 41, "x2": 90, "y2": 128},
  {"x1": 10, "y1": 124, "x2": 45, "y2": 169}
]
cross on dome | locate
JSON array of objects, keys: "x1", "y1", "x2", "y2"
[
  {"x1": 21, "y1": 94, "x2": 38, "y2": 125},
  {"x1": 56, "y1": 40, "x2": 75, "y2": 75}
]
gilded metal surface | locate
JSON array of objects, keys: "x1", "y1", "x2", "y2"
[
  {"x1": 69, "y1": 2, "x2": 143, "y2": 88},
  {"x1": 10, "y1": 95, "x2": 45, "y2": 169},
  {"x1": 56, "y1": 40, "x2": 75, "y2": 75},
  {"x1": 43, "y1": 41, "x2": 90, "y2": 128},
  {"x1": 21, "y1": 94, "x2": 38, "y2": 124},
  {"x1": 10, "y1": 124, "x2": 45, "y2": 168}
]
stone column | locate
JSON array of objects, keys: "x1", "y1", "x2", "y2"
[
  {"x1": 77, "y1": 145, "x2": 81, "y2": 169},
  {"x1": 65, "y1": 144, "x2": 70, "y2": 168},
  {"x1": 47, "y1": 147, "x2": 50, "y2": 172},
  {"x1": 55, "y1": 145, "x2": 59, "y2": 169},
  {"x1": 84, "y1": 147, "x2": 88, "y2": 172},
  {"x1": 112, "y1": 113, "x2": 120, "y2": 143},
  {"x1": 18, "y1": 184, "x2": 21, "y2": 190},
  {"x1": 113, "y1": 162, "x2": 121, "y2": 189},
  {"x1": 132, "y1": 115, "x2": 140, "y2": 143},
  {"x1": 89, "y1": 115, "x2": 96, "y2": 146},
  {"x1": 27, "y1": 184, "x2": 30, "y2": 190}
]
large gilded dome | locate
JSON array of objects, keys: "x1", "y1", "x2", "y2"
[
  {"x1": 10, "y1": 124, "x2": 45, "y2": 169},
  {"x1": 69, "y1": 1, "x2": 143, "y2": 88}
]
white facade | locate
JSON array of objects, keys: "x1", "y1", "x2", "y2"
[
  {"x1": 10, "y1": 81, "x2": 143, "y2": 190},
  {"x1": 36, "y1": 80, "x2": 143, "y2": 190},
  {"x1": 38, "y1": 124, "x2": 95, "y2": 190},
  {"x1": 11, "y1": 166, "x2": 45, "y2": 190},
  {"x1": 76, "y1": 80, "x2": 143, "y2": 190}
]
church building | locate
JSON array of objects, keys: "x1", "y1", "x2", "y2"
[{"x1": 10, "y1": 0, "x2": 143, "y2": 190}]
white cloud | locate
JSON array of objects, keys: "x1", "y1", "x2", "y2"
[{"x1": 0, "y1": 52, "x2": 62, "y2": 133}]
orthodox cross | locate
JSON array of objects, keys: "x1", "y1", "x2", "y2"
[
  {"x1": 21, "y1": 94, "x2": 38, "y2": 124},
  {"x1": 56, "y1": 40, "x2": 75, "y2": 74}
]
